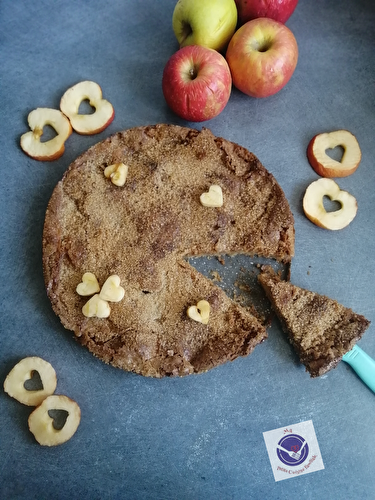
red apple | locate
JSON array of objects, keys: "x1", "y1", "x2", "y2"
[
  {"x1": 226, "y1": 17, "x2": 298, "y2": 98},
  {"x1": 234, "y1": 0, "x2": 298, "y2": 25},
  {"x1": 162, "y1": 45, "x2": 232, "y2": 122}
]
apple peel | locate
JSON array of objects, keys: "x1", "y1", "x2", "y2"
[
  {"x1": 307, "y1": 130, "x2": 361, "y2": 178},
  {"x1": 60, "y1": 81, "x2": 114, "y2": 135},
  {"x1": 4, "y1": 357, "x2": 57, "y2": 406},
  {"x1": 20, "y1": 108, "x2": 72, "y2": 161},
  {"x1": 303, "y1": 178, "x2": 357, "y2": 230}
]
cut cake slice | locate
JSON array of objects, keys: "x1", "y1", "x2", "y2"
[{"x1": 258, "y1": 267, "x2": 370, "y2": 377}]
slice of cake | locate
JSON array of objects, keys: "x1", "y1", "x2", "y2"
[{"x1": 258, "y1": 267, "x2": 370, "y2": 377}]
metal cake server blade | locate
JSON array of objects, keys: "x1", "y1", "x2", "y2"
[{"x1": 342, "y1": 345, "x2": 375, "y2": 394}]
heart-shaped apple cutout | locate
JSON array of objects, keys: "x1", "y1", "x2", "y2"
[
  {"x1": 4, "y1": 357, "x2": 57, "y2": 406},
  {"x1": 303, "y1": 178, "x2": 357, "y2": 230},
  {"x1": 76, "y1": 272, "x2": 100, "y2": 296},
  {"x1": 307, "y1": 130, "x2": 361, "y2": 178},
  {"x1": 99, "y1": 275, "x2": 125, "y2": 302},
  {"x1": 28, "y1": 394, "x2": 81, "y2": 446},
  {"x1": 187, "y1": 300, "x2": 210, "y2": 324},
  {"x1": 82, "y1": 294, "x2": 111, "y2": 318},
  {"x1": 20, "y1": 108, "x2": 72, "y2": 161},
  {"x1": 47, "y1": 408, "x2": 69, "y2": 430},
  {"x1": 23, "y1": 369, "x2": 44, "y2": 391},
  {"x1": 104, "y1": 163, "x2": 128, "y2": 187},
  {"x1": 200, "y1": 185, "x2": 223, "y2": 207},
  {"x1": 60, "y1": 81, "x2": 115, "y2": 135}
]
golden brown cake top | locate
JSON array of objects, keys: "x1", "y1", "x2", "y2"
[{"x1": 43, "y1": 124, "x2": 294, "y2": 377}]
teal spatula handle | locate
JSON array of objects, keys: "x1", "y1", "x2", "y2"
[{"x1": 342, "y1": 345, "x2": 375, "y2": 393}]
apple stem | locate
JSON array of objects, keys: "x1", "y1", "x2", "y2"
[
  {"x1": 252, "y1": 38, "x2": 272, "y2": 53},
  {"x1": 189, "y1": 65, "x2": 198, "y2": 80}
]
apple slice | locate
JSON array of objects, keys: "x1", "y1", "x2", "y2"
[
  {"x1": 303, "y1": 178, "x2": 357, "y2": 230},
  {"x1": 28, "y1": 394, "x2": 81, "y2": 446},
  {"x1": 307, "y1": 130, "x2": 361, "y2": 178},
  {"x1": 4, "y1": 356, "x2": 57, "y2": 406},
  {"x1": 60, "y1": 81, "x2": 114, "y2": 135},
  {"x1": 20, "y1": 108, "x2": 72, "y2": 161}
]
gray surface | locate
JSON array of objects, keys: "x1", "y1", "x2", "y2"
[{"x1": 1, "y1": 1, "x2": 374, "y2": 498}]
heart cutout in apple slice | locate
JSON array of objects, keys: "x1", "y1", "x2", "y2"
[
  {"x1": 325, "y1": 145, "x2": 344, "y2": 163},
  {"x1": 48, "y1": 408, "x2": 69, "y2": 430},
  {"x1": 23, "y1": 370, "x2": 44, "y2": 392}
]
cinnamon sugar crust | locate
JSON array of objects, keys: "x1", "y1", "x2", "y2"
[
  {"x1": 258, "y1": 267, "x2": 370, "y2": 377},
  {"x1": 43, "y1": 124, "x2": 295, "y2": 377}
]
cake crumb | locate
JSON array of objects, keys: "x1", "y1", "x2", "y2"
[{"x1": 210, "y1": 270, "x2": 222, "y2": 282}]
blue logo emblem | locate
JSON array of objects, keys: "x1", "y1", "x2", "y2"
[{"x1": 277, "y1": 434, "x2": 309, "y2": 467}]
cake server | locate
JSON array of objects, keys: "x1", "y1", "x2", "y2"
[{"x1": 342, "y1": 345, "x2": 375, "y2": 394}]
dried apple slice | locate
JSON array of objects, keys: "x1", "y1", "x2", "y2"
[
  {"x1": 28, "y1": 395, "x2": 81, "y2": 446},
  {"x1": 307, "y1": 130, "x2": 361, "y2": 178},
  {"x1": 20, "y1": 108, "x2": 72, "y2": 161},
  {"x1": 3, "y1": 357, "x2": 57, "y2": 406},
  {"x1": 303, "y1": 178, "x2": 357, "y2": 230},
  {"x1": 60, "y1": 81, "x2": 115, "y2": 135}
]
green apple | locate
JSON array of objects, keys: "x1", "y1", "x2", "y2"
[{"x1": 172, "y1": 0, "x2": 237, "y2": 52}]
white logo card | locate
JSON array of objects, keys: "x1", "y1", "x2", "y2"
[{"x1": 263, "y1": 420, "x2": 324, "y2": 482}]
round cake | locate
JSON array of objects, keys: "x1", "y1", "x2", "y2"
[{"x1": 43, "y1": 124, "x2": 295, "y2": 377}]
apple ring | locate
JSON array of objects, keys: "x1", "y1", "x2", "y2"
[
  {"x1": 307, "y1": 130, "x2": 361, "y2": 178},
  {"x1": 3, "y1": 356, "x2": 57, "y2": 406},
  {"x1": 60, "y1": 81, "x2": 115, "y2": 135},
  {"x1": 28, "y1": 394, "x2": 81, "y2": 446},
  {"x1": 20, "y1": 108, "x2": 72, "y2": 161},
  {"x1": 303, "y1": 178, "x2": 357, "y2": 230}
]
